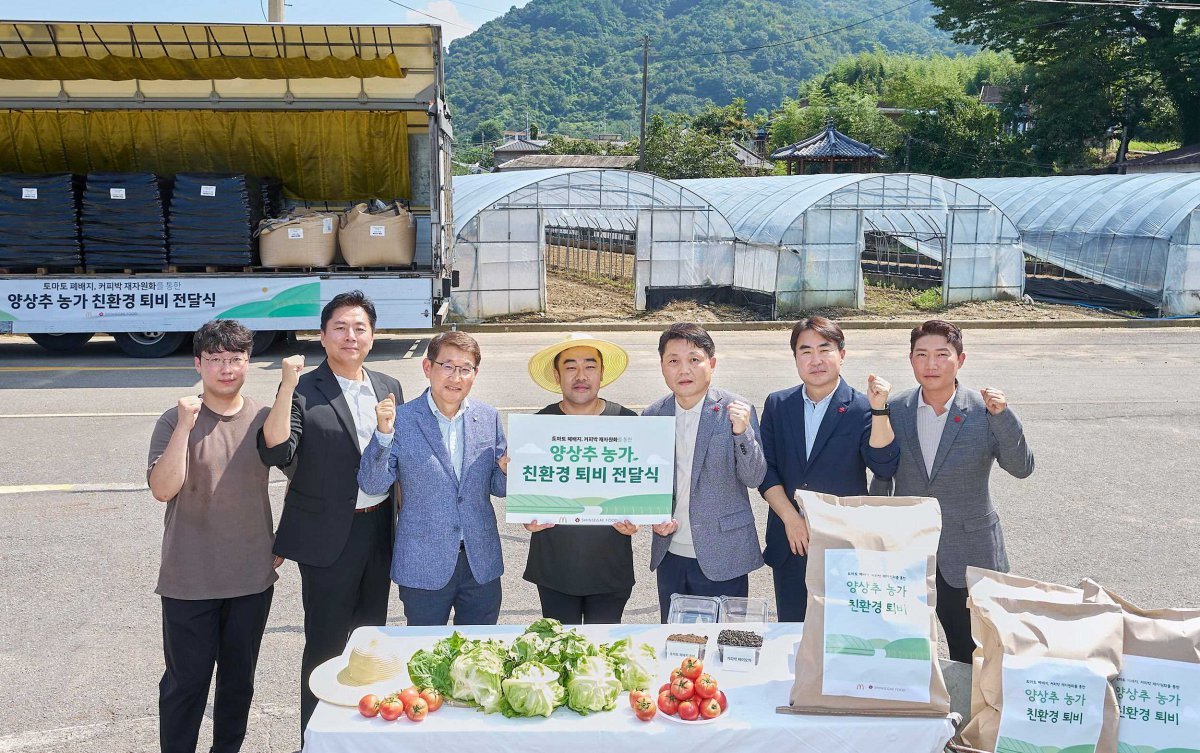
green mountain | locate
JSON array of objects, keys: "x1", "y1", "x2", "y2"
[{"x1": 445, "y1": 0, "x2": 968, "y2": 141}]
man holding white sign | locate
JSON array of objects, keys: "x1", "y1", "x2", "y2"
[{"x1": 520, "y1": 334, "x2": 641, "y2": 624}]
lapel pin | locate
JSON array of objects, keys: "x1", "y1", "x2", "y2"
[
  {"x1": 837, "y1": 406, "x2": 846, "y2": 414},
  {"x1": 954, "y1": 415, "x2": 962, "y2": 423},
  {"x1": 712, "y1": 405, "x2": 720, "y2": 413}
]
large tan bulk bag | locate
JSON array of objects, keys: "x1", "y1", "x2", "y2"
[
  {"x1": 788, "y1": 491, "x2": 950, "y2": 716},
  {"x1": 1080, "y1": 580, "x2": 1200, "y2": 753},
  {"x1": 258, "y1": 212, "x2": 338, "y2": 267},
  {"x1": 966, "y1": 568, "x2": 1085, "y2": 723},
  {"x1": 962, "y1": 595, "x2": 1123, "y2": 753},
  {"x1": 338, "y1": 202, "x2": 415, "y2": 267}
]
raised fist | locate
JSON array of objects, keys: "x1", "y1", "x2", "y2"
[
  {"x1": 376, "y1": 392, "x2": 397, "y2": 434},
  {"x1": 867, "y1": 374, "x2": 891, "y2": 411},
  {"x1": 176, "y1": 395, "x2": 202, "y2": 432},
  {"x1": 980, "y1": 388, "x2": 1008, "y2": 415},
  {"x1": 727, "y1": 400, "x2": 751, "y2": 436},
  {"x1": 280, "y1": 354, "x2": 305, "y2": 390}
]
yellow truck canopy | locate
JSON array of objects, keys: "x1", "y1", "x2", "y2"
[{"x1": 0, "y1": 22, "x2": 443, "y2": 201}]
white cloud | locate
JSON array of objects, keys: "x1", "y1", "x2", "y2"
[{"x1": 404, "y1": 1, "x2": 478, "y2": 46}]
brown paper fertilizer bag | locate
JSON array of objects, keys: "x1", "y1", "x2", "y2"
[
  {"x1": 962, "y1": 594, "x2": 1123, "y2": 753},
  {"x1": 1080, "y1": 579, "x2": 1200, "y2": 753},
  {"x1": 966, "y1": 568, "x2": 1085, "y2": 723},
  {"x1": 788, "y1": 491, "x2": 950, "y2": 716}
]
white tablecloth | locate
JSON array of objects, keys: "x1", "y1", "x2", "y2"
[{"x1": 304, "y1": 623, "x2": 955, "y2": 753}]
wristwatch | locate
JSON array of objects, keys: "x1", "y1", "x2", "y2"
[{"x1": 870, "y1": 406, "x2": 891, "y2": 416}]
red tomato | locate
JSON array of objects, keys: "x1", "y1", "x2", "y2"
[
  {"x1": 715, "y1": 689, "x2": 728, "y2": 712},
  {"x1": 694, "y1": 674, "x2": 718, "y2": 700},
  {"x1": 671, "y1": 676, "x2": 695, "y2": 701},
  {"x1": 699, "y1": 697, "x2": 722, "y2": 719},
  {"x1": 677, "y1": 699, "x2": 700, "y2": 721},
  {"x1": 406, "y1": 697, "x2": 429, "y2": 722},
  {"x1": 358, "y1": 694, "x2": 380, "y2": 718},
  {"x1": 629, "y1": 690, "x2": 650, "y2": 709},
  {"x1": 398, "y1": 687, "x2": 421, "y2": 708},
  {"x1": 657, "y1": 690, "x2": 679, "y2": 716},
  {"x1": 378, "y1": 698, "x2": 405, "y2": 721},
  {"x1": 658, "y1": 682, "x2": 673, "y2": 695},
  {"x1": 419, "y1": 688, "x2": 443, "y2": 713},
  {"x1": 670, "y1": 667, "x2": 686, "y2": 682},
  {"x1": 680, "y1": 657, "x2": 703, "y2": 681},
  {"x1": 634, "y1": 696, "x2": 657, "y2": 721}
]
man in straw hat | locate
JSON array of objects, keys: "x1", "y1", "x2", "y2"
[
  {"x1": 148, "y1": 320, "x2": 281, "y2": 753},
  {"x1": 644, "y1": 322, "x2": 767, "y2": 622},
  {"x1": 521, "y1": 333, "x2": 640, "y2": 624}
]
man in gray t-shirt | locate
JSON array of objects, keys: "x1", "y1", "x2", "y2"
[{"x1": 147, "y1": 320, "x2": 280, "y2": 753}]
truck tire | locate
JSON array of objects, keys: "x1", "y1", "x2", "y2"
[
  {"x1": 251, "y1": 330, "x2": 281, "y2": 355},
  {"x1": 29, "y1": 332, "x2": 95, "y2": 352},
  {"x1": 113, "y1": 331, "x2": 188, "y2": 358}
]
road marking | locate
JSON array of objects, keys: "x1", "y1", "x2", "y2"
[
  {"x1": 0, "y1": 412, "x2": 161, "y2": 419},
  {"x1": 0, "y1": 365, "x2": 196, "y2": 372},
  {"x1": 0, "y1": 480, "x2": 288, "y2": 496}
]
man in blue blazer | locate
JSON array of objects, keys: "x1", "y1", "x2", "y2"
[
  {"x1": 759, "y1": 317, "x2": 900, "y2": 622},
  {"x1": 644, "y1": 323, "x2": 767, "y2": 622},
  {"x1": 357, "y1": 332, "x2": 509, "y2": 626}
]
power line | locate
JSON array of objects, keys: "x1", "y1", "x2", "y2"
[
  {"x1": 378, "y1": 0, "x2": 477, "y2": 29},
  {"x1": 258, "y1": 0, "x2": 268, "y2": 22},
  {"x1": 652, "y1": 0, "x2": 926, "y2": 62},
  {"x1": 1017, "y1": 0, "x2": 1200, "y2": 9}
]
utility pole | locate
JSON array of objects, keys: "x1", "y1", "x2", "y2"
[
  {"x1": 638, "y1": 35, "x2": 648, "y2": 172},
  {"x1": 268, "y1": 0, "x2": 285, "y2": 22}
]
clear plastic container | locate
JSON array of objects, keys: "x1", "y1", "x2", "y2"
[
  {"x1": 667, "y1": 593, "x2": 721, "y2": 624},
  {"x1": 718, "y1": 596, "x2": 769, "y2": 627}
]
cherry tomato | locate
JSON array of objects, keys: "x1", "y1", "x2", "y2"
[
  {"x1": 633, "y1": 696, "x2": 657, "y2": 721},
  {"x1": 715, "y1": 689, "x2": 728, "y2": 712},
  {"x1": 677, "y1": 699, "x2": 700, "y2": 721},
  {"x1": 699, "y1": 697, "x2": 722, "y2": 719},
  {"x1": 629, "y1": 690, "x2": 650, "y2": 709},
  {"x1": 406, "y1": 697, "x2": 429, "y2": 722},
  {"x1": 358, "y1": 694, "x2": 380, "y2": 718},
  {"x1": 419, "y1": 687, "x2": 443, "y2": 713},
  {"x1": 378, "y1": 698, "x2": 404, "y2": 721},
  {"x1": 671, "y1": 676, "x2": 695, "y2": 701},
  {"x1": 694, "y1": 674, "x2": 718, "y2": 700},
  {"x1": 680, "y1": 657, "x2": 703, "y2": 681},
  {"x1": 398, "y1": 686, "x2": 421, "y2": 708},
  {"x1": 657, "y1": 690, "x2": 679, "y2": 716}
]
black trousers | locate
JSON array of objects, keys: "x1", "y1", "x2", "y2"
[
  {"x1": 297, "y1": 503, "x2": 392, "y2": 737},
  {"x1": 160, "y1": 586, "x2": 273, "y2": 753},
  {"x1": 536, "y1": 585, "x2": 631, "y2": 625},
  {"x1": 936, "y1": 568, "x2": 975, "y2": 663}
]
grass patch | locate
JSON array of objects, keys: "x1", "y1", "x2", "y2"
[{"x1": 910, "y1": 288, "x2": 944, "y2": 311}]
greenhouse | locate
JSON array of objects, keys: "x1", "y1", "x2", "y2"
[
  {"x1": 678, "y1": 174, "x2": 1024, "y2": 314},
  {"x1": 961, "y1": 174, "x2": 1200, "y2": 315},
  {"x1": 450, "y1": 169, "x2": 737, "y2": 319}
]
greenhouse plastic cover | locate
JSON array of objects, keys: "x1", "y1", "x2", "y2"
[{"x1": 962, "y1": 174, "x2": 1200, "y2": 314}]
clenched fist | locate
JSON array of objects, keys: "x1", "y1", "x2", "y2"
[
  {"x1": 176, "y1": 395, "x2": 202, "y2": 432},
  {"x1": 980, "y1": 388, "x2": 1008, "y2": 415},
  {"x1": 280, "y1": 354, "x2": 305, "y2": 390},
  {"x1": 867, "y1": 374, "x2": 891, "y2": 411},
  {"x1": 376, "y1": 392, "x2": 397, "y2": 434},
  {"x1": 727, "y1": 400, "x2": 751, "y2": 436}
]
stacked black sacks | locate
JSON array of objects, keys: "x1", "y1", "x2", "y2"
[
  {"x1": 169, "y1": 174, "x2": 266, "y2": 267},
  {"x1": 0, "y1": 174, "x2": 81, "y2": 268},
  {"x1": 81, "y1": 173, "x2": 169, "y2": 270}
]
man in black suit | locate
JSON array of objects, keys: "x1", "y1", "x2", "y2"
[{"x1": 257, "y1": 291, "x2": 403, "y2": 739}]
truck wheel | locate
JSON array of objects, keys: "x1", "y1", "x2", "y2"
[
  {"x1": 113, "y1": 331, "x2": 188, "y2": 358},
  {"x1": 251, "y1": 330, "x2": 281, "y2": 355},
  {"x1": 29, "y1": 332, "x2": 95, "y2": 352}
]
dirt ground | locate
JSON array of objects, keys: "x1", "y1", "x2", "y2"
[{"x1": 487, "y1": 269, "x2": 1122, "y2": 323}]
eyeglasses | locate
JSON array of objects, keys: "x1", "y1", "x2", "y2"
[
  {"x1": 432, "y1": 359, "x2": 477, "y2": 378},
  {"x1": 201, "y1": 355, "x2": 248, "y2": 368}
]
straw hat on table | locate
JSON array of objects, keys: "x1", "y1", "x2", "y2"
[{"x1": 308, "y1": 638, "x2": 405, "y2": 707}]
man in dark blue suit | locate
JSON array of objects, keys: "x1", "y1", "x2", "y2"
[{"x1": 759, "y1": 317, "x2": 900, "y2": 622}]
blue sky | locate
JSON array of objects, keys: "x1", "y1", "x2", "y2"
[{"x1": 5, "y1": 1, "x2": 530, "y2": 44}]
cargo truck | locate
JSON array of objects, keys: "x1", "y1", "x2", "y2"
[{"x1": 0, "y1": 20, "x2": 454, "y2": 357}]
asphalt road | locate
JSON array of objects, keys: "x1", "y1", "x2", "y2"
[{"x1": 1, "y1": 327, "x2": 1198, "y2": 752}]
